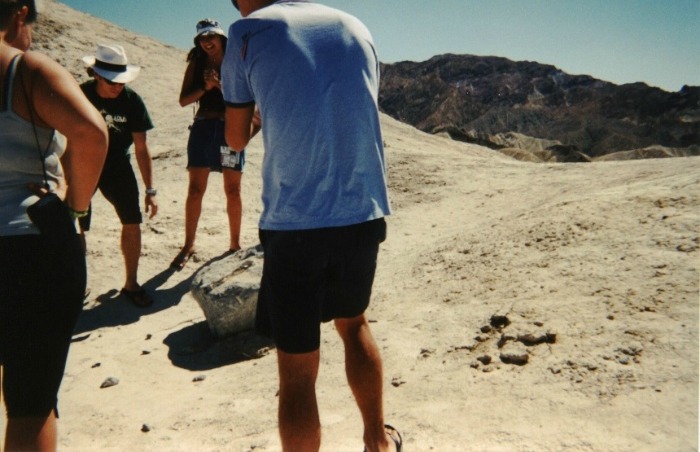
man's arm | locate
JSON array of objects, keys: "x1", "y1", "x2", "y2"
[
  {"x1": 132, "y1": 131, "x2": 158, "y2": 219},
  {"x1": 225, "y1": 104, "x2": 257, "y2": 152}
]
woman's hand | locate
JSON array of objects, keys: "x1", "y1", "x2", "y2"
[
  {"x1": 27, "y1": 176, "x2": 67, "y2": 201},
  {"x1": 203, "y1": 69, "x2": 221, "y2": 91}
]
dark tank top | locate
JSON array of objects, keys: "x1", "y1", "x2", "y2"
[{"x1": 193, "y1": 59, "x2": 225, "y2": 116}]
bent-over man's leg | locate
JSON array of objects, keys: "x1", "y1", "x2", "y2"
[{"x1": 122, "y1": 224, "x2": 141, "y2": 291}]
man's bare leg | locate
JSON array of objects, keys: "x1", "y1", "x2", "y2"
[
  {"x1": 5, "y1": 412, "x2": 57, "y2": 452},
  {"x1": 335, "y1": 314, "x2": 394, "y2": 452},
  {"x1": 277, "y1": 349, "x2": 321, "y2": 451}
]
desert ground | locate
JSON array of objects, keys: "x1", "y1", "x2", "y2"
[{"x1": 1, "y1": 1, "x2": 698, "y2": 451}]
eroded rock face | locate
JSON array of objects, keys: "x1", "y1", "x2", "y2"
[
  {"x1": 379, "y1": 54, "x2": 700, "y2": 161},
  {"x1": 190, "y1": 245, "x2": 264, "y2": 338}
]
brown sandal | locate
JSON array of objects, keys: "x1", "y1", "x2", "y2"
[
  {"x1": 120, "y1": 287, "x2": 153, "y2": 308},
  {"x1": 170, "y1": 249, "x2": 195, "y2": 270}
]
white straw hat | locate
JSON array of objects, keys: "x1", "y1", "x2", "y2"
[{"x1": 82, "y1": 44, "x2": 141, "y2": 84}]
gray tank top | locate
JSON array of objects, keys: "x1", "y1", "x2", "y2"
[{"x1": 0, "y1": 54, "x2": 66, "y2": 236}]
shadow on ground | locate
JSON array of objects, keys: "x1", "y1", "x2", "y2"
[
  {"x1": 163, "y1": 322, "x2": 274, "y2": 371},
  {"x1": 72, "y1": 267, "x2": 193, "y2": 336}
]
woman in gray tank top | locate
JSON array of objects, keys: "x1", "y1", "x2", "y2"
[{"x1": 0, "y1": 1, "x2": 107, "y2": 449}]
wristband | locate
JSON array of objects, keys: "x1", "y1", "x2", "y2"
[
  {"x1": 69, "y1": 207, "x2": 89, "y2": 219},
  {"x1": 146, "y1": 188, "x2": 157, "y2": 196}
]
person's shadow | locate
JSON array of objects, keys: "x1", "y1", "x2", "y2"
[
  {"x1": 73, "y1": 249, "x2": 275, "y2": 371},
  {"x1": 72, "y1": 266, "x2": 194, "y2": 337}
]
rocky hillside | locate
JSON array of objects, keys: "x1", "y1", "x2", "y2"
[{"x1": 379, "y1": 54, "x2": 700, "y2": 162}]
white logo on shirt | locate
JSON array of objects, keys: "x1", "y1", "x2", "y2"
[{"x1": 100, "y1": 109, "x2": 127, "y2": 133}]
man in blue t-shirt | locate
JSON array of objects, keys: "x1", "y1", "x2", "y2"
[
  {"x1": 222, "y1": 1, "x2": 399, "y2": 451},
  {"x1": 79, "y1": 44, "x2": 158, "y2": 308}
]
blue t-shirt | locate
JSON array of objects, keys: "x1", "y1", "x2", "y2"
[{"x1": 222, "y1": 0, "x2": 391, "y2": 230}]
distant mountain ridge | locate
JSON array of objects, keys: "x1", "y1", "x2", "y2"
[{"x1": 379, "y1": 54, "x2": 700, "y2": 162}]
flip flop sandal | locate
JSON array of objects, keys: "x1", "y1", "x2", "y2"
[
  {"x1": 120, "y1": 287, "x2": 154, "y2": 308},
  {"x1": 170, "y1": 249, "x2": 195, "y2": 270},
  {"x1": 363, "y1": 424, "x2": 403, "y2": 452},
  {"x1": 384, "y1": 425, "x2": 403, "y2": 452}
]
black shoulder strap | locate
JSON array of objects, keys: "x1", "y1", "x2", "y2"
[
  {"x1": 2, "y1": 54, "x2": 22, "y2": 112},
  {"x1": 17, "y1": 54, "x2": 55, "y2": 190}
]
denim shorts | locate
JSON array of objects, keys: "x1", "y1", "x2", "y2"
[
  {"x1": 187, "y1": 118, "x2": 245, "y2": 172},
  {"x1": 256, "y1": 218, "x2": 387, "y2": 354}
]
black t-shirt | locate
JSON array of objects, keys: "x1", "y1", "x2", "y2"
[{"x1": 80, "y1": 80, "x2": 154, "y2": 165}]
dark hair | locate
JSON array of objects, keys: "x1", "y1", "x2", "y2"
[
  {"x1": 231, "y1": 0, "x2": 239, "y2": 11},
  {"x1": 0, "y1": 0, "x2": 37, "y2": 25},
  {"x1": 186, "y1": 34, "x2": 227, "y2": 91},
  {"x1": 186, "y1": 34, "x2": 227, "y2": 63}
]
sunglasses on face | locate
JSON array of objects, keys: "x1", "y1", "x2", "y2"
[{"x1": 98, "y1": 75, "x2": 124, "y2": 87}]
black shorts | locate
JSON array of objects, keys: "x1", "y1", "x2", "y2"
[
  {"x1": 79, "y1": 155, "x2": 142, "y2": 231},
  {"x1": 0, "y1": 233, "x2": 86, "y2": 418},
  {"x1": 187, "y1": 118, "x2": 245, "y2": 172},
  {"x1": 256, "y1": 218, "x2": 387, "y2": 354}
]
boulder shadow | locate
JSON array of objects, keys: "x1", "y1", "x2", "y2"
[{"x1": 163, "y1": 321, "x2": 275, "y2": 371}]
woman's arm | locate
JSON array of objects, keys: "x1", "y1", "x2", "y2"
[
  {"x1": 23, "y1": 51, "x2": 107, "y2": 212},
  {"x1": 179, "y1": 59, "x2": 206, "y2": 107}
]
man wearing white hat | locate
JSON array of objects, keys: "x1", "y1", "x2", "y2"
[{"x1": 79, "y1": 43, "x2": 157, "y2": 308}]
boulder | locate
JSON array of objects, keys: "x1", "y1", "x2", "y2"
[{"x1": 190, "y1": 245, "x2": 264, "y2": 338}]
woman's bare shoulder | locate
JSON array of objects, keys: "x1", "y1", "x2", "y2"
[{"x1": 21, "y1": 50, "x2": 75, "y2": 80}]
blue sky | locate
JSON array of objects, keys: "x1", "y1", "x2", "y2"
[{"x1": 58, "y1": 0, "x2": 700, "y2": 92}]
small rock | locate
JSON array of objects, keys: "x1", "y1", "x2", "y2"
[
  {"x1": 141, "y1": 350, "x2": 151, "y2": 355},
  {"x1": 419, "y1": 348, "x2": 434, "y2": 358},
  {"x1": 193, "y1": 375, "x2": 207, "y2": 382},
  {"x1": 391, "y1": 377, "x2": 405, "y2": 387},
  {"x1": 141, "y1": 424, "x2": 152, "y2": 433},
  {"x1": 497, "y1": 333, "x2": 516, "y2": 348},
  {"x1": 490, "y1": 315, "x2": 510, "y2": 329},
  {"x1": 500, "y1": 343, "x2": 529, "y2": 365},
  {"x1": 91, "y1": 362, "x2": 101, "y2": 368},
  {"x1": 145, "y1": 334, "x2": 152, "y2": 340},
  {"x1": 517, "y1": 332, "x2": 556, "y2": 346},
  {"x1": 476, "y1": 355, "x2": 492, "y2": 365},
  {"x1": 100, "y1": 377, "x2": 119, "y2": 388}
]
